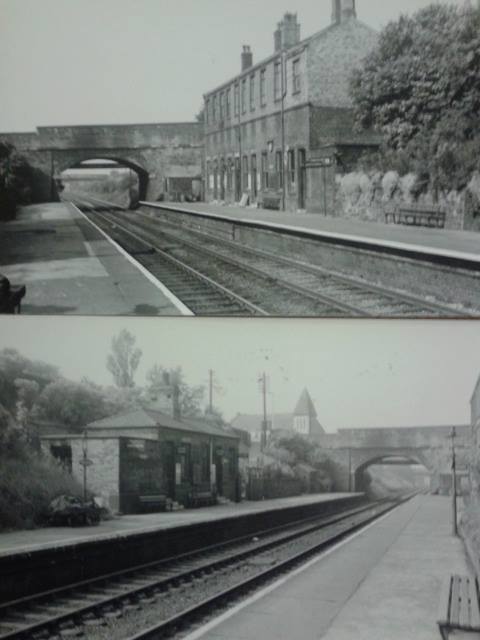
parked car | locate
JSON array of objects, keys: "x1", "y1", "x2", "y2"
[{"x1": 48, "y1": 495, "x2": 101, "y2": 527}]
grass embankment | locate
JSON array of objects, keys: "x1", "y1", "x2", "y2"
[{"x1": 0, "y1": 449, "x2": 83, "y2": 531}]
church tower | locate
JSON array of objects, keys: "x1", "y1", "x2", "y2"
[{"x1": 293, "y1": 388, "x2": 324, "y2": 436}]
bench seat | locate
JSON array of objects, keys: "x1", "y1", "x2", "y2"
[
  {"x1": 138, "y1": 494, "x2": 167, "y2": 512},
  {"x1": 385, "y1": 205, "x2": 446, "y2": 229},
  {"x1": 438, "y1": 574, "x2": 480, "y2": 639}
]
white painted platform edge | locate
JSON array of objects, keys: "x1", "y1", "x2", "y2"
[
  {"x1": 182, "y1": 502, "x2": 402, "y2": 640},
  {"x1": 140, "y1": 201, "x2": 480, "y2": 265},
  {"x1": 70, "y1": 202, "x2": 194, "y2": 316}
]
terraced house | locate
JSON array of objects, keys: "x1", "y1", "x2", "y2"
[{"x1": 203, "y1": 0, "x2": 379, "y2": 213}]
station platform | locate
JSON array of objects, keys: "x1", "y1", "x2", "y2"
[
  {"x1": 187, "y1": 494, "x2": 471, "y2": 640},
  {"x1": 0, "y1": 202, "x2": 187, "y2": 315},
  {"x1": 141, "y1": 200, "x2": 480, "y2": 267},
  {"x1": 0, "y1": 492, "x2": 358, "y2": 559}
]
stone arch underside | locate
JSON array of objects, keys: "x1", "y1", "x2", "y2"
[
  {"x1": 352, "y1": 449, "x2": 431, "y2": 493},
  {"x1": 56, "y1": 151, "x2": 150, "y2": 205}
]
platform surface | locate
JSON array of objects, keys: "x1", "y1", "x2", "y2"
[
  {"x1": 143, "y1": 201, "x2": 480, "y2": 263},
  {"x1": 0, "y1": 202, "x2": 185, "y2": 315},
  {"x1": 0, "y1": 492, "x2": 358, "y2": 558},
  {"x1": 187, "y1": 495, "x2": 471, "y2": 640}
]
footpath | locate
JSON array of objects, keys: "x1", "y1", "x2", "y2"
[
  {"x1": 0, "y1": 202, "x2": 186, "y2": 315},
  {"x1": 186, "y1": 495, "x2": 472, "y2": 640}
]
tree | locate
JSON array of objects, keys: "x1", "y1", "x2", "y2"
[
  {"x1": 351, "y1": 3, "x2": 480, "y2": 192},
  {"x1": 146, "y1": 365, "x2": 205, "y2": 418},
  {"x1": 0, "y1": 141, "x2": 32, "y2": 220},
  {"x1": 0, "y1": 348, "x2": 58, "y2": 413},
  {"x1": 35, "y1": 378, "x2": 109, "y2": 431},
  {"x1": 106, "y1": 329, "x2": 142, "y2": 388}
]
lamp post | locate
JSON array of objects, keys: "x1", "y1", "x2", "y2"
[
  {"x1": 448, "y1": 427, "x2": 458, "y2": 536},
  {"x1": 79, "y1": 429, "x2": 93, "y2": 505}
]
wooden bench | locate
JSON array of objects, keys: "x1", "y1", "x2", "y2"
[
  {"x1": 189, "y1": 490, "x2": 216, "y2": 508},
  {"x1": 384, "y1": 204, "x2": 446, "y2": 229},
  {"x1": 438, "y1": 574, "x2": 480, "y2": 639},
  {"x1": 138, "y1": 494, "x2": 167, "y2": 512},
  {"x1": 0, "y1": 274, "x2": 26, "y2": 314}
]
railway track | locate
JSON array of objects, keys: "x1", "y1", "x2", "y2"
[
  {"x1": 71, "y1": 198, "x2": 472, "y2": 317},
  {"x1": 0, "y1": 496, "x2": 412, "y2": 640}
]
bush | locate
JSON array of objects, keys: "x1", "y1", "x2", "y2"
[{"x1": 0, "y1": 449, "x2": 83, "y2": 531}]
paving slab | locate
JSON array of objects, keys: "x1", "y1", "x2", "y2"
[
  {"x1": 188, "y1": 495, "x2": 471, "y2": 640},
  {"x1": 0, "y1": 492, "x2": 358, "y2": 558},
  {"x1": 142, "y1": 201, "x2": 480, "y2": 263},
  {"x1": 0, "y1": 202, "x2": 186, "y2": 315}
]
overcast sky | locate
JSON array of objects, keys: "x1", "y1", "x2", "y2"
[
  {"x1": 0, "y1": 0, "x2": 466, "y2": 132},
  {"x1": 0, "y1": 316, "x2": 477, "y2": 431}
]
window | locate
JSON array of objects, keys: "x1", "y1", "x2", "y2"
[
  {"x1": 261, "y1": 152, "x2": 269, "y2": 189},
  {"x1": 219, "y1": 92, "x2": 224, "y2": 121},
  {"x1": 241, "y1": 79, "x2": 247, "y2": 114},
  {"x1": 206, "y1": 161, "x2": 211, "y2": 190},
  {"x1": 242, "y1": 155, "x2": 249, "y2": 190},
  {"x1": 227, "y1": 158, "x2": 233, "y2": 192},
  {"x1": 276, "y1": 150, "x2": 283, "y2": 188},
  {"x1": 234, "y1": 83, "x2": 239, "y2": 116},
  {"x1": 206, "y1": 98, "x2": 210, "y2": 124},
  {"x1": 274, "y1": 62, "x2": 282, "y2": 101},
  {"x1": 260, "y1": 68, "x2": 267, "y2": 107},
  {"x1": 250, "y1": 73, "x2": 255, "y2": 111},
  {"x1": 293, "y1": 58, "x2": 301, "y2": 93},
  {"x1": 212, "y1": 95, "x2": 217, "y2": 122},
  {"x1": 226, "y1": 88, "x2": 231, "y2": 119},
  {"x1": 288, "y1": 149, "x2": 296, "y2": 184}
]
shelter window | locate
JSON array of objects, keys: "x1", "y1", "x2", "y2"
[
  {"x1": 178, "y1": 443, "x2": 192, "y2": 483},
  {"x1": 250, "y1": 73, "x2": 255, "y2": 111},
  {"x1": 292, "y1": 59, "x2": 301, "y2": 93},
  {"x1": 260, "y1": 68, "x2": 267, "y2": 107}
]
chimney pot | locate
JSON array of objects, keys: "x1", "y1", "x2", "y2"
[
  {"x1": 273, "y1": 12, "x2": 301, "y2": 53},
  {"x1": 241, "y1": 45, "x2": 253, "y2": 71},
  {"x1": 332, "y1": 0, "x2": 356, "y2": 23}
]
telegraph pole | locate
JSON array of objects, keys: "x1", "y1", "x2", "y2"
[
  {"x1": 449, "y1": 427, "x2": 458, "y2": 536},
  {"x1": 260, "y1": 373, "x2": 268, "y2": 452},
  {"x1": 208, "y1": 369, "x2": 214, "y2": 413}
]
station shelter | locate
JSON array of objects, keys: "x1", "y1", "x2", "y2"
[{"x1": 41, "y1": 406, "x2": 240, "y2": 514}]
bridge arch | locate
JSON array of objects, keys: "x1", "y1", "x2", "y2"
[
  {"x1": 353, "y1": 453, "x2": 429, "y2": 493},
  {"x1": 58, "y1": 155, "x2": 149, "y2": 207}
]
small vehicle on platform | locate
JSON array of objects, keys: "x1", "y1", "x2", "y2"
[{"x1": 48, "y1": 495, "x2": 101, "y2": 527}]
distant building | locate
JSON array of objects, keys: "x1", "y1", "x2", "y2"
[
  {"x1": 203, "y1": 0, "x2": 378, "y2": 213},
  {"x1": 471, "y1": 372, "x2": 480, "y2": 445},
  {"x1": 231, "y1": 388, "x2": 325, "y2": 444}
]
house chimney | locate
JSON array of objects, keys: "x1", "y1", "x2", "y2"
[
  {"x1": 241, "y1": 45, "x2": 253, "y2": 71},
  {"x1": 274, "y1": 12, "x2": 301, "y2": 52},
  {"x1": 147, "y1": 371, "x2": 181, "y2": 420},
  {"x1": 332, "y1": 0, "x2": 356, "y2": 23}
]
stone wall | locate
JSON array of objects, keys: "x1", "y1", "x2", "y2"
[{"x1": 71, "y1": 438, "x2": 120, "y2": 511}]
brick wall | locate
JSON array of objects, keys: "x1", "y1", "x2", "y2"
[
  {"x1": 71, "y1": 438, "x2": 120, "y2": 511},
  {"x1": 307, "y1": 19, "x2": 378, "y2": 109}
]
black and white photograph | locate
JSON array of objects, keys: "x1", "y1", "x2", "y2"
[
  {"x1": 1, "y1": 0, "x2": 479, "y2": 316},
  {"x1": 0, "y1": 316, "x2": 479, "y2": 639}
]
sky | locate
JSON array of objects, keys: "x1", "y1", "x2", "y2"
[
  {"x1": 0, "y1": 0, "x2": 466, "y2": 132},
  {"x1": 0, "y1": 316, "x2": 478, "y2": 431}
]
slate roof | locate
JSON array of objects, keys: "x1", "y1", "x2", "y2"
[
  {"x1": 231, "y1": 413, "x2": 294, "y2": 433},
  {"x1": 86, "y1": 407, "x2": 238, "y2": 440}
]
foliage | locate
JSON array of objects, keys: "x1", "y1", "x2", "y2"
[
  {"x1": 106, "y1": 329, "x2": 142, "y2": 388},
  {"x1": 277, "y1": 434, "x2": 315, "y2": 465},
  {"x1": 0, "y1": 141, "x2": 33, "y2": 220},
  {"x1": 146, "y1": 364, "x2": 205, "y2": 418},
  {"x1": 35, "y1": 378, "x2": 109, "y2": 432},
  {"x1": 351, "y1": 3, "x2": 480, "y2": 193}
]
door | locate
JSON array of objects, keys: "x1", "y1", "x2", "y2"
[
  {"x1": 298, "y1": 148, "x2": 306, "y2": 209},
  {"x1": 234, "y1": 158, "x2": 241, "y2": 201},
  {"x1": 163, "y1": 441, "x2": 176, "y2": 501}
]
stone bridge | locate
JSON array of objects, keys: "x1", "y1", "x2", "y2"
[
  {"x1": 0, "y1": 123, "x2": 204, "y2": 205},
  {"x1": 317, "y1": 425, "x2": 471, "y2": 492}
]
